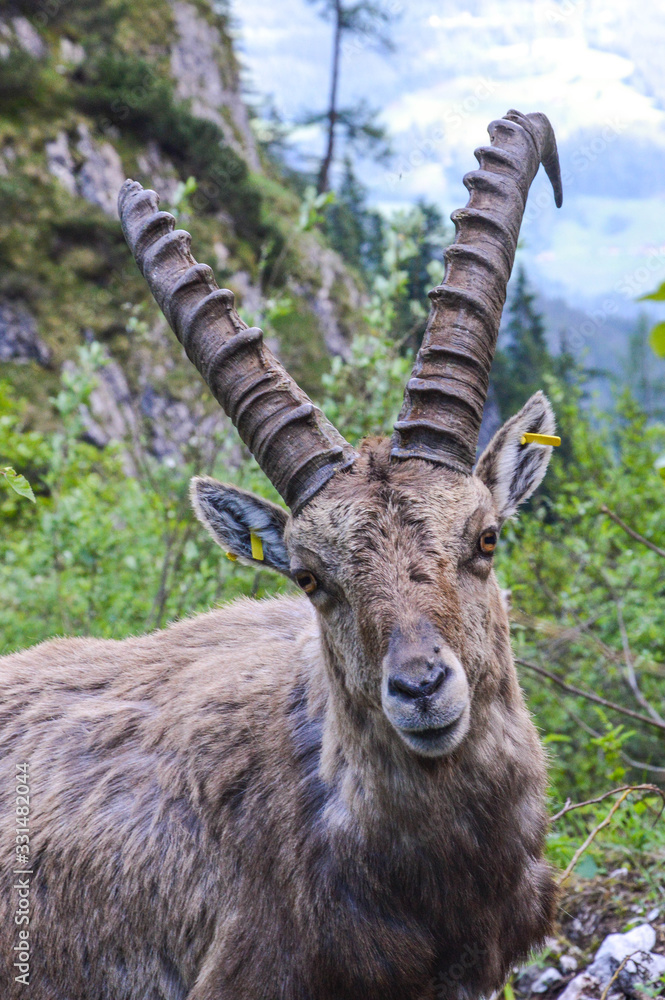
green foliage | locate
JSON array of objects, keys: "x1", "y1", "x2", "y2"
[
  {"x1": 0, "y1": 467, "x2": 35, "y2": 503},
  {"x1": 0, "y1": 351, "x2": 293, "y2": 655},
  {"x1": 299, "y1": 185, "x2": 336, "y2": 232},
  {"x1": 639, "y1": 277, "x2": 665, "y2": 360},
  {"x1": 492, "y1": 267, "x2": 576, "y2": 419},
  {"x1": 307, "y1": 0, "x2": 396, "y2": 47},
  {"x1": 301, "y1": 100, "x2": 392, "y2": 165},
  {"x1": 625, "y1": 315, "x2": 665, "y2": 420},
  {"x1": 546, "y1": 789, "x2": 665, "y2": 877},
  {"x1": 322, "y1": 333, "x2": 411, "y2": 442},
  {"x1": 499, "y1": 384, "x2": 665, "y2": 839},
  {"x1": 649, "y1": 320, "x2": 665, "y2": 358},
  {"x1": 640, "y1": 278, "x2": 665, "y2": 302},
  {"x1": 0, "y1": 51, "x2": 43, "y2": 112},
  {"x1": 167, "y1": 175, "x2": 199, "y2": 221},
  {"x1": 320, "y1": 203, "x2": 450, "y2": 441},
  {"x1": 363, "y1": 202, "x2": 448, "y2": 339},
  {"x1": 321, "y1": 158, "x2": 384, "y2": 275}
]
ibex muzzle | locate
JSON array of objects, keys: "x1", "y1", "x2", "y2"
[{"x1": 382, "y1": 622, "x2": 471, "y2": 757}]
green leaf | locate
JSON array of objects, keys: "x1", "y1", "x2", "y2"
[
  {"x1": 0, "y1": 467, "x2": 35, "y2": 503},
  {"x1": 649, "y1": 321, "x2": 665, "y2": 358},
  {"x1": 574, "y1": 854, "x2": 599, "y2": 879},
  {"x1": 640, "y1": 280, "x2": 665, "y2": 301}
]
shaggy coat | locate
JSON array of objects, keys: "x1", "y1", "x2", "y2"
[{"x1": 0, "y1": 429, "x2": 557, "y2": 1000}]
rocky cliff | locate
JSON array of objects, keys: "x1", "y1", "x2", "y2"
[{"x1": 0, "y1": 0, "x2": 363, "y2": 458}]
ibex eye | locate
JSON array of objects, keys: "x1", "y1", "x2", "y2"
[
  {"x1": 295, "y1": 571, "x2": 318, "y2": 595},
  {"x1": 478, "y1": 530, "x2": 498, "y2": 555}
]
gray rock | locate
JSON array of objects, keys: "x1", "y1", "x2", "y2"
[
  {"x1": 0, "y1": 300, "x2": 50, "y2": 366},
  {"x1": 11, "y1": 17, "x2": 46, "y2": 58},
  {"x1": 76, "y1": 125, "x2": 125, "y2": 218},
  {"x1": 587, "y1": 923, "x2": 665, "y2": 990},
  {"x1": 135, "y1": 142, "x2": 180, "y2": 206},
  {"x1": 58, "y1": 37, "x2": 85, "y2": 66},
  {"x1": 531, "y1": 966, "x2": 563, "y2": 993},
  {"x1": 514, "y1": 962, "x2": 542, "y2": 995},
  {"x1": 306, "y1": 244, "x2": 356, "y2": 360},
  {"x1": 82, "y1": 358, "x2": 142, "y2": 473},
  {"x1": 168, "y1": 0, "x2": 260, "y2": 170},
  {"x1": 139, "y1": 383, "x2": 231, "y2": 465},
  {"x1": 228, "y1": 271, "x2": 264, "y2": 326},
  {"x1": 555, "y1": 971, "x2": 601, "y2": 1000},
  {"x1": 289, "y1": 233, "x2": 365, "y2": 361},
  {"x1": 45, "y1": 131, "x2": 77, "y2": 196},
  {"x1": 559, "y1": 955, "x2": 578, "y2": 975}
]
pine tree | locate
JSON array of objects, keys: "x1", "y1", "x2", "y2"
[
  {"x1": 304, "y1": 0, "x2": 395, "y2": 193},
  {"x1": 322, "y1": 157, "x2": 383, "y2": 275},
  {"x1": 626, "y1": 314, "x2": 665, "y2": 420},
  {"x1": 492, "y1": 266, "x2": 554, "y2": 418}
]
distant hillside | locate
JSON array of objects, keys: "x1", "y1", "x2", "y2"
[{"x1": 0, "y1": 0, "x2": 365, "y2": 457}]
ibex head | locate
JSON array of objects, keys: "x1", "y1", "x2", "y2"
[{"x1": 120, "y1": 110, "x2": 562, "y2": 761}]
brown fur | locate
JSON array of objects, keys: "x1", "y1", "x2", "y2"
[{"x1": 0, "y1": 438, "x2": 556, "y2": 1000}]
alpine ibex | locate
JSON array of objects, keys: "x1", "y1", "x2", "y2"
[{"x1": 0, "y1": 110, "x2": 563, "y2": 999}]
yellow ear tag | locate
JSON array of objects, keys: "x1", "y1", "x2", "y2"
[
  {"x1": 250, "y1": 532, "x2": 264, "y2": 561},
  {"x1": 520, "y1": 433, "x2": 561, "y2": 447},
  {"x1": 226, "y1": 552, "x2": 238, "y2": 561}
]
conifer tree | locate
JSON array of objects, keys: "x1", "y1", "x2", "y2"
[
  {"x1": 305, "y1": 0, "x2": 395, "y2": 193},
  {"x1": 492, "y1": 266, "x2": 555, "y2": 418}
]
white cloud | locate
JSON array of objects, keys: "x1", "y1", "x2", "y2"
[{"x1": 231, "y1": 0, "x2": 665, "y2": 301}]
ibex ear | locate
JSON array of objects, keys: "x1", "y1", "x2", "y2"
[
  {"x1": 475, "y1": 391, "x2": 556, "y2": 522},
  {"x1": 190, "y1": 477, "x2": 290, "y2": 577}
]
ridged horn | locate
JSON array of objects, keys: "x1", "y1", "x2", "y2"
[
  {"x1": 391, "y1": 110, "x2": 563, "y2": 474},
  {"x1": 118, "y1": 180, "x2": 357, "y2": 513}
]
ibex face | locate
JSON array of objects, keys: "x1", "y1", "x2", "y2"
[
  {"x1": 289, "y1": 448, "x2": 490, "y2": 759},
  {"x1": 192, "y1": 388, "x2": 555, "y2": 760},
  {"x1": 120, "y1": 108, "x2": 562, "y2": 754}
]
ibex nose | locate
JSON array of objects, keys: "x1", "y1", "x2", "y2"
[{"x1": 387, "y1": 662, "x2": 448, "y2": 701}]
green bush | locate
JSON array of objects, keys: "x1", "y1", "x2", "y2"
[{"x1": 0, "y1": 350, "x2": 292, "y2": 653}]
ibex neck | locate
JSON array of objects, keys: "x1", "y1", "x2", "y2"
[{"x1": 303, "y1": 618, "x2": 544, "y2": 843}]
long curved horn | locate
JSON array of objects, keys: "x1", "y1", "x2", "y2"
[
  {"x1": 391, "y1": 110, "x2": 562, "y2": 474},
  {"x1": 118, "y1": 181, "x2": 357, "y2": 513}
]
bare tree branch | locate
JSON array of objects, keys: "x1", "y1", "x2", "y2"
[
  {"x1": 600, "y1": 504, "x2": 665, "y2": 559},
  {"x1": 550, "y1": 784, "x2": 665, "y2": 824},
  {"x1": 557, "y1": 785, "x2": 664, "y2": 887},
  {"x1": 516, "y1": 658, "x2": 665, "y2": 734},
  {"x1": 599, "y1": 951, "x2": 642, "y2": 1000}
]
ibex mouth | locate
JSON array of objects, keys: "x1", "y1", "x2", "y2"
[{"x1": 396, "y1": 703, "x2": 470, "y2": 758}]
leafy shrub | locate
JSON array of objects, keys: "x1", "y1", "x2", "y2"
[{"x1": 0, "y1": 350, "x2": 292, "y2": 654}]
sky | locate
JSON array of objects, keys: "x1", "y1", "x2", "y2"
[{"x1": 230, "y1": 0, "x2": 665, "y2": 315}]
